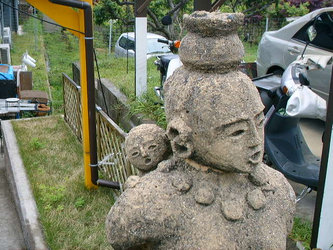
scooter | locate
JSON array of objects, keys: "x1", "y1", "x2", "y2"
[
  {"x1": 154, "y1": 39, "x2": 182, "y2": 101},
  {"x1": 253, "y1": 24, "x2": 331, "y2": 201}
]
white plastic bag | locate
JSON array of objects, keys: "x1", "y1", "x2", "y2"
[{"x1": 286, "y1": 85, "x2": 326, "y2": 121}]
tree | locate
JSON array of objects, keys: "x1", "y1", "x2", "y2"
[
  {"x1": 288, "y1": 0, "x2": 330, "y2": 11},
  {"x1": 220, "y1": 0, "x2": 328, "y2": 18},
  {"x1": 265, "y1": 0, "x2": 310, "y2": 18},
  {"x1": 94, "y1": 0, "x2": 192, "y2": 39},
  {"x1": 94, "y1": 0, "x2": 329, "y2": 40},
  {"x1": 219, "y1": 0, "x2": 279, "y2": 17}
]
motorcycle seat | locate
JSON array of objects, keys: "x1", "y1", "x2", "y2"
[
  {"x1": 160, "y1": 54, "x2": 179, "y2": 69},
  {"x1": 253, "y1": 74, "x2": 281, "y2": 95}
]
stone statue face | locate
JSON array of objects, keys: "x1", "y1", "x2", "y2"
[
  {"x1": 191, "y1": 108, "x2": 265, "y2": 173},
  {"x1": 125, "y1": 124, "x2": 169, "y2": 172},
  {"x1": 165, "y1": 71, "x2": 265, "y2": 173}
]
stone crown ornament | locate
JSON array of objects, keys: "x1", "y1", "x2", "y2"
[{"x1": 180, "y1": 11, "x2": 244, "y2": 72}]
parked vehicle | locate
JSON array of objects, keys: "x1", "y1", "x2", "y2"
[
  {"x1": 114, "y1": 32, "x2": 173, "y2": 59},
  {"x1": 256, "y1": 7, "x2": 333, "y2": 101},
  {"x1": 254, "y1": 24, "x2": 331, "y2": 201},
  {"x1": 154, "y1": 38, "x2": 182, "y2": 101}
]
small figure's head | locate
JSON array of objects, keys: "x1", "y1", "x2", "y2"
[
  {"x1": 164, "y1": 71, "x2": 265, "y2": 174},
  {"x1": 125, "y1": 124, "x2": 171, "y2": 172}
]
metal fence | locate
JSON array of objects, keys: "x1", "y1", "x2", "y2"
[
  {"x1": 96, "y1": 107, "x2": 138, "y2": 186},
  {"x1": 62, "y1": 73, "x2": 138, "y2": 189},
  {"x1": 63, "y1": 73, "x2": 82, "y2": 141},
  {"x1": 240, "y1": 17, "x2": 289, "y2": 44}
]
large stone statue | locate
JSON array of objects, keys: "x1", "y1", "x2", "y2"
[{"x1": 106, "y1": 11, "x2": 295, "y2": 250}]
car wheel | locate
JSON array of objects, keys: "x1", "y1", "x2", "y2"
[{"x1": 272, "y1": 69, "x2": 284, "y2": 76}]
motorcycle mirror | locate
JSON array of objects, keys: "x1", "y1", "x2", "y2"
[
  {"x1": 161, "y1": 15, "x2": 172, "y2": 25},
  {"x1": 301, "y1": 25, "x2": 318, "y2": 58},
  {"x1": 307, "y1": 25, "x2": 317, "y2": 42}
]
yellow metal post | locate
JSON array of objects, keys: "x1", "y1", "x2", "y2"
[
  {"x1": 78, "y1": 7, "x2": 97, "y2": 189},
  {"x1": 26, "y1": 0, "x2": 97, "y2": 189}
]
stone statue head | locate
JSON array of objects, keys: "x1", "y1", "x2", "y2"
[
  {"x1": 164, "y1": 70, "x2": 265, "y2": 174},
  {"x1": 125, "y1": 124, "x2": 171, "y2": 172},
  {"x1": 164, "y1": 11, "x2": 264, "y2": 174}
]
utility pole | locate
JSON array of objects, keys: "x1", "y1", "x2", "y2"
[{"x1": 134, "y1": 0, "x2": 152, "y2": 97}]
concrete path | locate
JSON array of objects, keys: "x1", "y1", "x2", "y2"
[{"x1": 0, "y1": 153, "x2": 26, "y2": 250}]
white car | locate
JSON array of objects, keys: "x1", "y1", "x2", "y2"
[
  {"x1": 114, "y1": 32, "x2": 173, "y2": 59},
  {"x1": 256, "y1": 7, "x2": 333, "y2": 101}
]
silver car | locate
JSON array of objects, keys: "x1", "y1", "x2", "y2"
[
  {"x1": 257, "y1": 7, "x2": 333, "y2": 101},
  {"x1": 114, "y1": 32, "x2": 173, "y2": 59}
]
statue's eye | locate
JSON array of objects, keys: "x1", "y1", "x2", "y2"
[
  {"x1": 148, "y1": 144, "x2": 157, "y2": 150},
  {"x1": 217, "y1": 121, "x2": 247, "y2": 138},
  {"x1": 230, "y1": 130, "x2": 245, "y2": 137},
  {"x1": 131, "y1": 151, "x2": 139, "y2": 157}
]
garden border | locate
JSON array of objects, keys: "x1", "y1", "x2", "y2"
[{"x1": 1, "y1": 120, "x2": 47, "y2": 250}]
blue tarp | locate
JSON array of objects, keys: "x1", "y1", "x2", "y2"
[{"x1": 0, "y1": 64, "x2": 14, "y2": 80}]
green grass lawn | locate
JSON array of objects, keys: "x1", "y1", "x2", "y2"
[
  {"x1": 289, "y1": 217, "x2": 312, "y2": 250},
  {"x1": 43, "y1": 30, "x2": 79, "y2": 113},
  {"x1": 12, "y1": 116, "x2": 114, "y2": 249},
  {"x1": 243, "y1": 42, "x2": 258, "y2": 63}
]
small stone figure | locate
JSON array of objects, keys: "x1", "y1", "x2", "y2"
[
  {"x1": 125, "y1": 124, "x2": 171, "y2": 175},
  {"x1": 106, "y1": 11, "x2": 295, "y2": 250}
]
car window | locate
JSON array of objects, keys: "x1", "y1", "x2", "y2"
[
  {"x1": 292, "y1": 11, "x2": 333, "y2": 51},
  {"x1": 147, "y1": 38, "x2": 171, "y2": 54},
  {"x1": 119, "y1": 36, "x2": 135, "y2": 51}
]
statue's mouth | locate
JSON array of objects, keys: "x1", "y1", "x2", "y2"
[
  {"x1": 145, "y1": 158, "x2": 152, "y2": 165},
  {"x1": 249, "y1": 151, "x2": 261, "y2": 165}
]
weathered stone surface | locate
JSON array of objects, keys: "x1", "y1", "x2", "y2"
[
  {"x1": 249, "y1": 164, "x2": 270, "y2": 186},
  {"x1": 221, "y1": 197, "x2": 245, "y2": 221},
  {"x1": 106, "y1": 11, "x2": 295, "y2": 250},
  {"x1": 125, "y1": 124, "x2": 171, "y2": 173},
  {"x1": 194, "y1": 185, "x2": 215, "y2": 205},
  {"x1": 172, "y1": 173, "x2": 192, "y2": 193},
  {"x1": 183, "y1": 11, "x2": 244, "y2": 35},
  {"x1": 247, "y1": 188, "x2": 266, "y2": 210},
  {"x1": 164, "y1": 69, "x2": 265, "y2": 174},
  {"x1": 180, "y1": 12, "x2": 244, "y2": 72},
  {"x1": 106, "y1": 160, "x2": 295, "y2": 249},
  {"x1": 123, "y1": 175, "x2": 140, "y2": 190}
]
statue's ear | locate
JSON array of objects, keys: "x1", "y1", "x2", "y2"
[{"x1": 167, "y1": 118, "x2": 193, "y2": 159}]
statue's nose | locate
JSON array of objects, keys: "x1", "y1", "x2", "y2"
[
  {"x1": 249, "y1": 121, "x2": 262, "y2": 147},
  {"x1": 140, "y1": 145, "x2": 148, "y2": 157}
]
